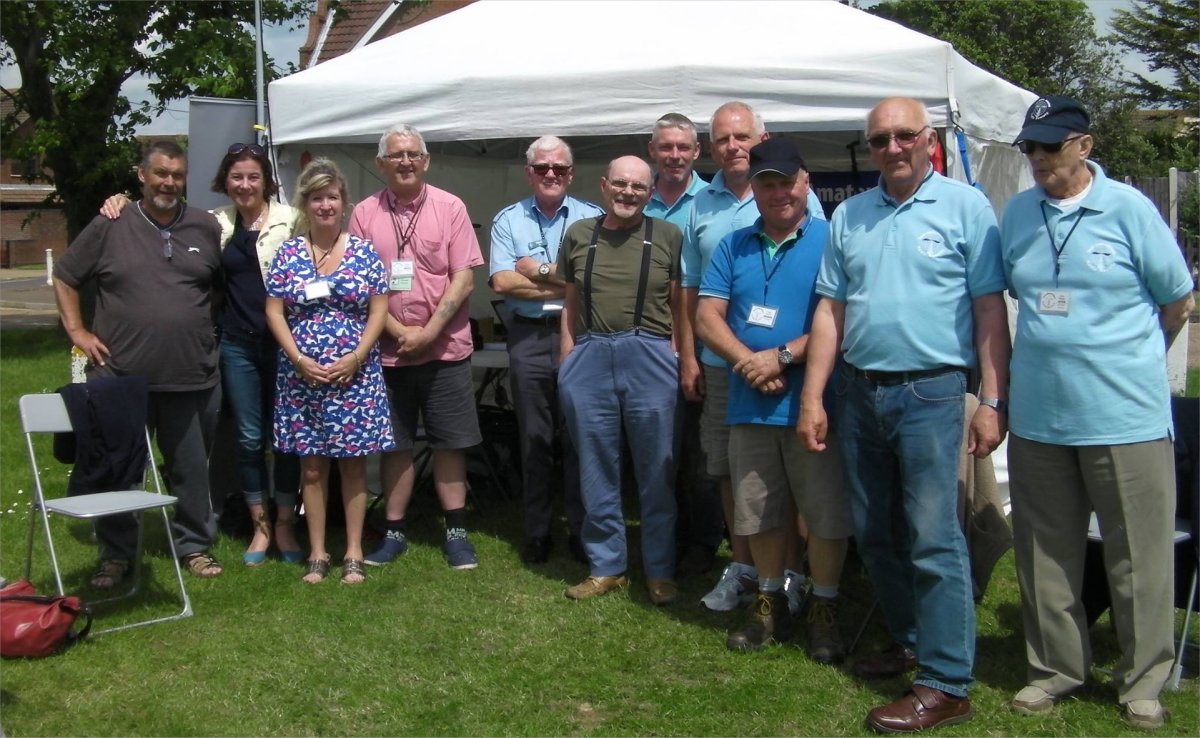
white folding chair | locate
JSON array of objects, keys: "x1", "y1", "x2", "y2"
[
  {"x1": 20, "y1": 392, "x2": 192, "y2": 636},
  {"x1": 1087, "y1": 513, "x2": 1196, "y2": 691}
]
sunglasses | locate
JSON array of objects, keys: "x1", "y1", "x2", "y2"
[
  {"x1": 530, "y1": 163, "x2": 572, "y2": 176},
  {"x1": 1016, "y1": 135, "x2": 1085, "y2": 155},
  {"x1": 866, "y1": 126, "x2": 930, "y2": 150},
  {"x1": 227, "y1": 143, "x2": 266, "y2": 157}
]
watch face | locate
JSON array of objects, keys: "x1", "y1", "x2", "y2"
[
  {"x1": 538, "y1": 263, "x2": 551, "y2": 275},
  {"x1": 778, "y1": 348, "x2": 793, "y2": 365}
]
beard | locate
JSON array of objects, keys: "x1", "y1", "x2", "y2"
[{"x1": 149, "y1": 192, "x2": 180, "y2": 211}]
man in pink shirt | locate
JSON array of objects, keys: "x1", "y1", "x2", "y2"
[{"x1": 349, "y1": 123, "x2": 485, "y2": 570}]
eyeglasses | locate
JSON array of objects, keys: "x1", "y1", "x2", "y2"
[
  {"x1": 866, "y1": 126, "x2": 930, "y2": 150},
  {"x1": 381, "y1": 151, "x2": 427, "y2": 162},
  {"x1": 161, "y1": 231, "x2": 173, "y2": 260},
  {"x1": 607, "y1": 179, "x2": 651, "y2": 194},
  {"x1": 227, "y1": 143, "x2": 266, "y2": 156},
  {"x1": 530, "y1": 163, "x2": 572, "y2": 176},
  {"x1": 1016, "y1": 135, "x2": 1085, "y2": 155}
]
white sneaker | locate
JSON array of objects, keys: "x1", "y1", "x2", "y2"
[
  {"x1": 700, "y1": 562, "x2": 757, "y2": 612},
  {"x1": 783, "y1": 569, "x2": 809, "y2": 616},
  {"x1": 1124, "y1": 699, "x2": 1167, "y2": 729}
]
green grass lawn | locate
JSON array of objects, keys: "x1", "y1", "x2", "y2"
[{"x1": 1, "y1": 327, "x2": 1197, "y2": 736}]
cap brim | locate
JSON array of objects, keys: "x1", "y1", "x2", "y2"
[
  {"x1": 1013, "y1": 122, "x2": 1074, "y2": 145},
  {"x1": 749, "y1": 163, "x2": 802, "y2": 178}
]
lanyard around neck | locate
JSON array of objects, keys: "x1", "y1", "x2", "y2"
[{"x1": 1039, "y1": 201, "x2": 1084, "y2": 286}]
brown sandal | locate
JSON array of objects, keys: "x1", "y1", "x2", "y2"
[
  {"x1": 182, "y1": 552, "x2": 223, "y2": 578},
  {"x1": 90, "y1": 559, "x2": 130, "y2": 589}
]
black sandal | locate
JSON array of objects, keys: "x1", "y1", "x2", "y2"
[{"x1": 302, "y1": 556, "x2": 331, "y2": 584}]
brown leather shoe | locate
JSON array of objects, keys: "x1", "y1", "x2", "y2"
[
  {"x1": 647, "y1": 578, "x2": 678, "y2": 606},
  {"x1": 852, "y1": 644, "x2": 917, "y2": 680},
  {"x1": 867, "y1": 684, "x2": 973, "y2": 733},
  {"x1": 726, "y1": 591, "x2": 793, "y2": 651},
  {"x1": 564, "y1": 575, "x2": 628, "y2": 600}
]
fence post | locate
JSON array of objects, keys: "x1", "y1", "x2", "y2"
[
  {"x1": 1168, "y1": 167, "x2": 1179, "y2": 236},
  {"x1": 44, "y1": 248, "x2": 53, "y2": 286}
]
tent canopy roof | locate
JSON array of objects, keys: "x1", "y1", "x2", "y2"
[{"x1": 268, "y1": 0, "x2": 1035, "y2": 148}]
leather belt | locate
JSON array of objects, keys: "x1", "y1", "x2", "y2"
[
  {"x1": 846, "y1": 364, "x2": 966, "y2": 387},
  {"x1": 513, "y1": 313, "x2": 561, "y2": 328}
]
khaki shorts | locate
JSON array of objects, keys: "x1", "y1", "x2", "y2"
[
  {"x1": 729, "y1": 424, "x2": 852, "y2": 539},
  {"x1": 700, "y1": 364, "x2": 731, "y2": 476}
]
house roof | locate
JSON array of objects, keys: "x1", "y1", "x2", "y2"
[{"x1": 299, "y1": 0, "x2": 475, "y2": 67}]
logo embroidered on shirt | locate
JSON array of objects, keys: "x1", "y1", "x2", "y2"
[{"x1": 916, "y1": 231, "x2": 946, "y2": 258}]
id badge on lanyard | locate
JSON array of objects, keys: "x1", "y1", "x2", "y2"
[
  {"x1": 390, "y1": 259, "x2": 415, "y2": 292},
  {"x1": 747, "y1": 304, "x2": 779, "y2": 328},
  {"x1": 304, "y1": 278, "x2": 331, "y2": 302}
]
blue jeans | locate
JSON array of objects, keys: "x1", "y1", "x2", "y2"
[
  {"x1": 219, "y1": 335, "x2": 299, "y2": 508},
  {"x1": 837, "y1": 368, "x2": 975, "y2": 697},
  {"x1": 559, "y1": 331, "x2": 680, "y2": 579}
]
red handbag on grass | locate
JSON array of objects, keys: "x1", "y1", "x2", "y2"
[{"x1": 0, "y1": 578, "x2": 92, "y2": 658}]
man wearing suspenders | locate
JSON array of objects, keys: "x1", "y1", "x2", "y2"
[{"x1": 556, "y1": 156, "x2": 685, "y2": 606}]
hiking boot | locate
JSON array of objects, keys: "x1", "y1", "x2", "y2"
[
  {"x1": 805, "y1": 595, "x2": 846, "y2": 664},
  {"x1": 565, "y1": 575, "x2": 628, "y2": 600},
  {"x1": 364, "y1": 529, "x2": 408, "y2": 566},
  {"x1": 700, "y1": 562, "x2": 758, "y2": 612},
  {"x1": 726, "y1": 591, "x2": 793, "y2": 651},
  {"x1": 443, "y1": 537, "x2": 479, "y2": 570},
  {"x1": 783, "y1": 569, "x2": 809, "y2": 617},
  {"x1": 1011, "y1": 685, "x2": 1056, "y2": 715}
]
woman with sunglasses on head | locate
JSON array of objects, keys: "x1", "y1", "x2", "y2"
[
  {"x1": 100, "y1": 143, "x2": 304, "y2": 567},
  {"x1": 265, "y1": 158, "x2": 394, "y2": 585}
]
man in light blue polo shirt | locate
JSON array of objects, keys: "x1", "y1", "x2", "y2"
[
  {"x1": 489, "y1": 135, "x2": 603, "y2": 566},
  {"x1": 1001, "y1": 96, "x2": 1194, "y2": 730},
  {"x1": 645, "y1": 112, "x2": 722, "y2": 580},
  {"x1": 696, "y1": 138, "x2": 852, "y2": 664},
  {"x1": 680, "y1": 101, "x2": 824, "y2": 614},
  {"x1": 799, "y1": 97, "x2": 1010, "y2": 733}
]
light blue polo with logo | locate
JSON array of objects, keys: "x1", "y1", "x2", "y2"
[
  {"x1": 817, "y1": 169, "x2": 1005, "y2": 371},
  {"x1": 645, "y1": 170, "x2": 707, "y2": 230},
  {"x1": 1000, "y1": 161, "x2": 1193, "y2": 445}
]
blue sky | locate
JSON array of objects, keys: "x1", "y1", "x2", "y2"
[{"x1": 0, "y1": 0, "x2": 1172, "y2": 136}]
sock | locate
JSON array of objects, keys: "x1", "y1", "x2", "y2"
[
  {"x1": 785, "y1": 568, "x2": 807, "y2": 586},
  {"x1": 444, "y1": 507, "x2": 468, "y2": 541},
  {"x1": 385, "y1": 517, "x2": 407, "y2": 533},
  {"x1": 759, "y1": 576, "x2": 785, "y2": 593},
  {"x1": 811, "y1": 583, "x2": 839, "y2": 600}
]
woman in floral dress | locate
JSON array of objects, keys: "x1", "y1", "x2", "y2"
[{"x1": 265, "y1": 158, "x2": 395, "y2": 585}]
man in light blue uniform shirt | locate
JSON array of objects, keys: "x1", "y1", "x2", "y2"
[
  {"x1": 679, "y1": 101, "x2": 824, "y2": 613},
  {"x1": 1000, "y1": 96, "x2": 1194, "y2": 730},
  {"x1": 799, "y1": 97, "x2": 1010, "y2": 733},
  {"x1": 489, "y1": 135, "x2": 603, "y2": 566},
  {"x1": 696, "y1": 138, "x2": 851, "y2": 664},
  {"x1": 644, "y1": 112, "x2": 722, "y2": 580}
]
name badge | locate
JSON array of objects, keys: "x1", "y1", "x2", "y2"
[
  {"x1": 390, "y1": 259, "x2": 414, "y2": 292},
  {"x1": 747, "y1": 304, "x2": 779, "y2": 328},
  {"x1": 527, "y1": 238, "x2": 548, "y2": 257},
  {"x1": 304, "y1": 279, "x2": 331, "y2": 301},
  {"x1": 1037, "y1": 290, "x2": 1071, "y2": 316}
]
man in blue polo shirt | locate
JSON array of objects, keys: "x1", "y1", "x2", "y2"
[
  {"x1": 1001, "y1": 96, "x2": 1194, "y2": 730},
  {"x1": 696, "y1": 138, "x2": 851, "y2": 664},
  {"x1": 489, "y1": 135, "x2": 603, "y2": 565},
  {"x1": 799, "y1": 97, "x2": 1011, "y2": 733},
  {"x1": 680, "y1": 101, "x2": 826, "y2": 613},
  {"x1": 645, "y1": 112, "x2": 723, "y2": 579}
]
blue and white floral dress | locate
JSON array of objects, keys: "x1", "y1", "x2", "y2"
[{"x1": 266, "y1": 234, "x2": 395, "y2": 457}]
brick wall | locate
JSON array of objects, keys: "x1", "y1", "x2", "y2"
[{"x1": 1, "y1": 209, "x2": 69, "y2": 267}]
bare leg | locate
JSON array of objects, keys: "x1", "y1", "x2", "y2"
[
  {"x1": 380, "y1": 449, "x2": 416, "y2": 520},
  {"x1": 301, "y1": 456, "x2": 331, "y2": 583},
  {"x1": 339, "y1": 457, "x2": 368, "y2": 563},
  {"x1": 433, "y1": 448, "x2": 468, "y2": 511},
  {"x1": 246, "y1": 502, "x2": 270, "y2": 557}
]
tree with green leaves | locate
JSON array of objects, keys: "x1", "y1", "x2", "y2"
[
  {"x1": 0, "y1": 0, "x2": 311, "y2": 239},
  {"x1": 1110, "y1": 0, "x2": 1198, "y2": 111}
]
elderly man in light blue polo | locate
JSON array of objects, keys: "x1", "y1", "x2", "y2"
[
  {"x1": 489, "y1": 135, "x2": 603, "y2": 566},
  {"x1": 799, "y1": 96, "x2": 1010, "y2": 733},
  {"x1": 679, "y1": 101, "x2": 826, "y2": 613},
  {"x1": 1001, "y1": 95, "x2": 1194, "y2": 730}
]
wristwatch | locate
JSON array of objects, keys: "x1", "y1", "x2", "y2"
[
  {"x1": 978, "y1": 397, "x2": 1008, "y2": 413},
  {"x1": 777, "y1": 345, "x2": 793, "y2": 366},
  {"x1": 537, "y1": 262, "x2": 552, "y2": 280}
]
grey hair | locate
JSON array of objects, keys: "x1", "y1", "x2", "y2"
[
  {"x1": 376, "y1": 124, "x2": 428, "y2": 159},
  {"x1": 140, "y1": 140, "x2": 187, "y2": 169},
  {"x1": 709, "y1": 101, "x2": 765, "y2": 138},
  {"x1": 651, "y1": 113, "x2": 698, "y2": 144},
  {"x1": 864, "y1": 98, "x2": 933, "y2": 135},
  {"x1": 291, "y1": 157, "x2": 349, "y2": 233},
  {"x1": 525, "y1": 136, "x2": 573, "y2": 166}
]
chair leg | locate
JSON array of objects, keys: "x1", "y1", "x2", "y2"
[
  {"x1": 1168, "y1": 567, "x2": 1198, "y2": 691},
  {"x1": 38, "y1": 506, "x2": 66, "y2": 596}
]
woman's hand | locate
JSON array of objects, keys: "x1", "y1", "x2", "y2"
[
  {"x1": 292, "y1": 354, "x2": 332, "y2": 385},
  {"x1": 327, "y1": 352, "x2": 362, "y2": 385}
]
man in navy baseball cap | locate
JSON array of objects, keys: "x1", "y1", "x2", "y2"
[{"x1": 1013, "y1": 95, "x2": 1090, "y2": 146}]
